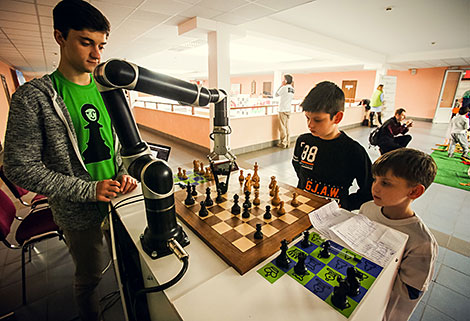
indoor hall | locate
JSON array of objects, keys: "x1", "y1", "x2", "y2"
[
  {"x1": 1, "y1": 122, "x2": 470, "y2": 321},
  {"x1": 0, "y1": 0, "x2": 469, "y2": 321}
]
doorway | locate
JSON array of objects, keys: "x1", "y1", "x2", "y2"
[{"x1": 433, "y1": 70, "x2": 463, "y2": 123}]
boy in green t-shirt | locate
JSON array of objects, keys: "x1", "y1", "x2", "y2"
[{"x1": 4, "y1": 1, "x2": 137, "y2": 320}]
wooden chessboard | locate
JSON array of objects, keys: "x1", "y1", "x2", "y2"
[{"x1": 174, "y1": 170, "x2": 329, "y2": 275}]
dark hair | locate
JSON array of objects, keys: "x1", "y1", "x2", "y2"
[
  {"x1": 458, "y1": 106, "x2": 469, "y2": 115},
  {"x1": 372, "y1": 148, "x2": 437, "y2": 189},
  {"x1": 395, "y1": 108, "x2": 406, "y2": 115},
  {"x1": 53, "y1": 0, "x2": 110, "y2": 39},
  {"x1": 300, "y1": 81, "x2": 345, "y2": 118},
  {"x1": 284, "y1": 74, "x2": 293, "y2": 84}
]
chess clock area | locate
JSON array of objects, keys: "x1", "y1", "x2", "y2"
[{"x1": 109, "y1": 169, "x2": 407, "y2": 321}]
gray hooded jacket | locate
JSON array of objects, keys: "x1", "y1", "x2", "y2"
[{"x1": 4, "y1": 74, "x2": 126, "y2": 231}]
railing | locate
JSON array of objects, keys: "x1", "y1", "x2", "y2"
[{"x1": 133, "y1": 98, "x2": 363, "y2": 119}]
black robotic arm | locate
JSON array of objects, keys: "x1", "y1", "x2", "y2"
[{"x1": 94, "y1": 59, "x2": 236, "y2": 259}]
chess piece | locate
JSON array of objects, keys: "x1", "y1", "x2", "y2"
[
  {"x1": 252, "y1": 162, "x2": 260, "y2": 183},
  {"x1": 243, "y1": 190, "x2": 251, "y2": 208},
  {"x1": 193, "y1": 160, "x2": 199, "y2": 174},
  {"x1": 239, "y1": 170, "x2": 245, "y2": 184},
  {"x1": 204, "y1": 167, "x2": 211, "y2": 179},
  {"x1": 198, "y1": 161, "x2": 205, "y2": 175},
  {"x1": 207, "y1": 167, "x2": 214, "y2": 181},
  {"x1": 254, "y1": 223, "x2": 263, "y2": 239},
  {"x1": 271, "y1": 185, "x2": 280, "y2": 206},
  {"x1": 277, "y1": 201, "x2": 286, "y2": 215},
  {"x1": 291, "y1": 192, "x2": 300, "y2": 207},
  {"x1": 301, "y1": 230, "x2": 310, "y2": 248},
  {"x1": 205, "y1": 187, "x2": 213, "y2": 206},
  {"x1": 263, "y1": 205, "x2": 272, "y2": 219},
  {"x1": 269, "y1": 176, "x2": 276, "y2": 189},
  {"x1": 242, "y1": 203, "x2": 250, "y2": 219},
  {"x1": 294, "y1": 252, "x2": 308, "y2": 276},
  {"x1": 275, "y1": 239, "x2": 291, "y2": 268},
  {"x1": 182, "y1": 169, "x2": 188, "y2": 180},
  {"x1": 331, "y1": 277, "x2": 349, "y2": 310},
  {"x1": 215, "y1": 188, "x2": 224, "y2": 204},
  {"x1": 199, "y1": 201, "x2": 208, "y2": 217},
  {"x1": 177, "y1": 167, "x2": 183, "y2": 179},
  {"x1": 346, "y1": 267, "x2": 361, "y2": 297},
  {"x1": 253, "y1": 190, "x2": 261, "y2": 206},
  {"x1": 244, "y1": 176, "x2": 252, "y2": 193},
  {"x1": 184, "y1": 184, "x2": 195, "y2": 205},
  {"x1": 269, "y1": 180, "x2": 277, "y2": 196},
  {"x1": 231, "y1": 194, "x2": 241, "y2": 215},
  {"x1": 253, "y1": 180, "x2": 260, "y2": 190},
  {"x1": 191, "y1": 184, "x2": 197, "y2": 196},
  {"x1": 319, "y1": 241, "x2": 331, "y2": 259}
]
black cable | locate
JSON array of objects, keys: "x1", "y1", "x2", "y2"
[
  {"x1": 113, "y1": 193, "x2": 143, "y2": 209},
  {"x1": 112, "y1": 197, "x2": 145, "y2": 212},
  {"x1": 132, "y1": 256, "x2": 189, "y2": 321}
]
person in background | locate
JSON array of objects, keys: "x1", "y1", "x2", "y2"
[
  {"x1": 292, "y1": 81, "x2": 373, "y2": 210},
  {"x1": 3, "y1": 1, "x2": 137, "y2": 320},
  {"x1": 370, "y1": 84, "x2": 384, "y2": 127},
  {"x1": 359, "y1": 148, "x2": 438, "y2": 321},
  {"x1": 275, "y1": 74, "x2": 294, "y2": 148},
  {"x1": 359, "y1": 98, "x2": 371, "y2": 126},
  {"x1": 376, "y1": 108, "x2": 413, "y2": 155},
  {"x1": 451, "y1": 98, "x2": 461, "y2": 118},
  {"x1": 448, "y1": 106, "x2": 469, "y2": 161}
]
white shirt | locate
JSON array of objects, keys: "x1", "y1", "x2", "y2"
[
  {"x1": 450, "y1": 114, "x2": 469, "y2": 134},
  {"x1": 275, "y1": 84, "x2": 294, "y2": 112},
  {"x1": 359, "y1": 201, "x2": 438, "y2": 321}
]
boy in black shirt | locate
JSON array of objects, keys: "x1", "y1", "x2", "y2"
[{"x1": 292, "y1": 81, "x2": 373, "y2": 210}]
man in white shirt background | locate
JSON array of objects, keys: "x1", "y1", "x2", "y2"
[{"x1": 275, "y1": 74, "x2": 295, "y2": 148}]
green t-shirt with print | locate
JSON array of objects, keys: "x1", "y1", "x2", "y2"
[{"x1": 50, "y1": 70, "x2": 116, "y2": 181}]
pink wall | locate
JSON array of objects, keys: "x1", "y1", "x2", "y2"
[
  {"x1": 387, "y1": 68, "x2": 447, "y2": 119},
  {"x1": 0, "y1": 61, "x2": 18, "y2": 143},
  {"x1": 230, "y1": 74, "x2": 275, "y2": 97},
  {"x1": 230, "y1": 70, "x2": 376, "y2": 101},
  {"x1": 133, "y1": 107, "x2": 211, "y2": 149},
  {"x1": 292, "y1": 70, "x2": 376, "y2": 101}
]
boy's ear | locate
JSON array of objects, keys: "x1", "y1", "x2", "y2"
[
  {"x1": 54, "y1": 30, "x2": 65, "y2": 46},
  {"x1": 408, "y1": 184, "x2": 425, "y2": 200},
  {"x1": 333, "y1": 111, "x2": 344, "y2": 124}
]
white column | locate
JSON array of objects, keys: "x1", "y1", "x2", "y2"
[
  {"x1": 273, "y1": 71, "x2": 283, "y2": 96},
  {"x1": 207, "y1": 24, "x2": 231, "y2": 150}
]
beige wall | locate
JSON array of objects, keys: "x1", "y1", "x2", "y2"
[{"x1": 0, "y1": 61, "x2": 17, "y2": 144}]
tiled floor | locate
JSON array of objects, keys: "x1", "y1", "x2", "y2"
[{"x1": 1, "y1": 120, "x2": 469, "y2": 320}]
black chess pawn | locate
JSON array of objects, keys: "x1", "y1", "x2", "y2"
[
  {"x1": 215, "y1": 188, "x2": 224, "y2": 204},
  {"x1": 199, "y1": 200, "x2": 208, "y2": 217},
  {"x1": 331, "y1": 277, "x2": 349, "y2": 310},
  {"x1": 242, "y1": 203, "x2": 250, "y2": 219},
  {"x1": 205, "y1": 187, "x2": 213, "y2": 206},
  {"x1": 191, "y1": 184, "x2": 197, "y2": 196},
  {"x1": 319, "y1": 240, "x2": 331, "y2": 259},
  {"x1": 231, "y1": 194, "x2": 241, "y2": 215},
  {"x1": 294, "y1": 252, "x2": 308, "y2": 276},
  {"x1": 263, "y1": 205, "x2": 272, "y2": 219},
  {"x1": 254, "y1": 223, "x2": 263, "y2": 239},
  {"x1": 275, "y1": 239, "x2": 291, "y2": 268},
  {"x1": 243, "y1": 190, "x2": 251, "y2": 209},
  {"x1": 346, "y1": 267, "x2": 361, "y2": 297},
  {"x1": 301, "y1": 230, "x2": 310, "y2": 248},
  {"x1": 184, "y1": 184, "x2": 195, "y2": 205}
]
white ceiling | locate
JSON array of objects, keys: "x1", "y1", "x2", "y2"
[{"x1": 0, "y1": 0, "x2": 469, "y2": 79}]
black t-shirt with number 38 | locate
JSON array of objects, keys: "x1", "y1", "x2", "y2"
[{"x1": 292, "y1": 131, "x2": 373, "y2": 210}]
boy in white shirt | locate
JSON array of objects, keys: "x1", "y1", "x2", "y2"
[
  {"x1": 448, "y1": 106, "x2": 469, "y2": 161},
  {"x1": 359, "y1": 148, "x2": 438, "y2": 321}
]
